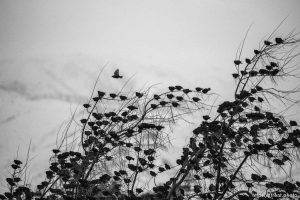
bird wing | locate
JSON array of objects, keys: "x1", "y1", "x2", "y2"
[{"x1": 114, "y1": 69, "x2": 119, "y2": 76}]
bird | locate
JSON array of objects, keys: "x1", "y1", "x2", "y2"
[
  {"x1": 112, "y1": 69, "x2": 123, "y2": 79},
  {"x1": 264, "y1": 40, "x2": 272, "y2": 46},
  {"x1": 275, "y1": 37, "x2": 283, "y2": 44},
  {"x1": 135, "y1": 92, "x2": 143, "y2": 98},
  {"x1": 192, "y1": 97, "x2": 200, "y2": 102},
  {"x1": 109, "y1": 93, "x2": 117, "y2": 98},
  {"x1": 254, "y1": 49, "x2": 261, "y2": 55},
  {"x1": 168, "y1": 86, "x2": 175, "y2": 91},
  {"x1": 234, "y1": 60, "x2": 242, "y2": 65},
  {"x1": 232, "y1": 73, "x2": 239, "y2": 79},
  {"x1": 150, "y1": 171, "x2": 157, "y2": 177},
  {"x1": 136, "y1": 188, "x2": 144, "y2": 194}
]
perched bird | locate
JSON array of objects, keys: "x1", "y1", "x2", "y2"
[
  {"x1": 203, "y1": 115, "x2": 210, "y2": 120},
  {"x1": 195, "y1": 87, "x2": 202, "y2": 92},
  {"x1": 257, "y1": 97, "x2": 264, "y2": 102},
  {"x1": 165, "y1": 163, "x2": 171, "y2": 170},
  {"x1": 158, "y1": 167, "x2": 165, "y2": 172},
  {"x1": 266, "y1": 65, "x2": 273, "y2": 70},
  {"x1": 176, "y1": 96, "x2": 184, "y2": 101},
  {"x1": 183, "y1": 88, "x2": 192, "y2": 94},
  {"x1": 112, "y1": 69, "x2": 123, "y2": 79},
  {"x1": 175, "y1": 85, "x2": 183, "y2": 90},
  {"x1": 249, "y1": 70, "x2": 258, "y2": 77},
  {"x1": 172, "y1": 102, "x2": 179, "y2": 107},
  {"x1": 110, "y1": 93, "x2": 117, "y2": 98},
  {"x1": 275, "y1": 37, "x2": 283, "y2": 44},
  {"x1": 232, "y1": 73, "x2": 239, "y2": 79},
  {"x1": 203, "y1": 172, "x2": 214, "y2": 179},
  {"x1": 251, "y1": 174, "x2": 261, "y2": 182},
  {"x1": 270, "y1": 62, "x2": 278, "y2": 67},
  {"x1": 168, "y1": 86, "x2": 175, "y2": 91},
  {"x1": 273, "y1": 159, "x2": 284, "y2": 166},
  {"x1": 128, "y1": 105, "x2": 138, "y2": 111},
  {"x1": 202, "y1": 88, "x2": 210, "y2": 94},
  {"x1": 290, "y1": 120, "x2": 298, "y2": 126},
  {"x1": 166, "y1": 94, "x2": 174, "y2": 99},
  {"x1": 245, "y1": 58, "x2": 251, "y2": 64},
  {"x1": 150, "y1": 104, "x2": 158, "y2": 109},
  {"x1": 234, "y1": 60, "x2": 242, "y2": 65},
  {"x1": 119, "y1": 95, "x2": 127, "y2": 100},
  {"x1": 125, "y1": 156, "x2": 134, "y2": 161},
  {"x1": 264, "y1": 40, "x2": 272, "y2": 46},
  {"x1": 150, "y1": 171, "x2": 157, "y2": 177},
  {"x1": 153, "y1": 94, "x2": 160, "y2": 100},
  {"x1": 83, "y1": 103, "x2": 91, "y2": 108},
  {"x1": 135, "y1": 92, "x2": 143, "y2": 98},
  {"x1": 254, "y1": 49, "x2": 261, "y2": 55},
  {"x1": 241, "y1": 70, "x2": 248, "y2": 75},
  {"x1": 136, "y1": 188, "x2": 143, "y2": 194}
]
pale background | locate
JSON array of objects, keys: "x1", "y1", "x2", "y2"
[{"x1": 0, "y1": 0, "x2": 300, "y2": 191}]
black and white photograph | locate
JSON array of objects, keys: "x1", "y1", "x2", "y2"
[{"x1": 0, "y1": 1, "x2": 300, "y2": 199}]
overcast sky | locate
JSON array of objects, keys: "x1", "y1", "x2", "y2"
[
  {"x1": 0, "y1": 1, "x2": 299, "y2": 55},
  {"x1": 0, "y1": 1, "x2": 299, "y2": 59},
  {"x1": 1, "y1": 1, "x2": 300, "y2": 92},
  {"x1": 0, "y1": 0, "x2": 300, "y2": 189}
]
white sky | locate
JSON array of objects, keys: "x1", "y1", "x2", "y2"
[
  {"x1": 1, "y1": 0, "x2": 299, "y2": 59},
  {"x1": 1, "y1": 0, "x2": 300, "y2": 95}
]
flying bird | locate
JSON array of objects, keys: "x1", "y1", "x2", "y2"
[{"x1": 112, "y1": 69, "x2": 123, "y2": 79}]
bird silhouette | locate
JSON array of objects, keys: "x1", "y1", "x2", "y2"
[
  {"x1": 275, "y1": 37, "x2": 283, "y2": 44},
  {"x1": 109, "y1": 93, "x2": 117, "y2": 98},
  {"x1": 165, "y1": 163, "x2": 171, "y2": 170},
  {"x1": 254, "y1": 49, "x2": 261, "y2": 55},
  {"x1": 135, "y1": 92, "x2": 143, "y2": 98},
  {"x1": 234, "y1": 60, "x2": 242, "y2": 65},
  {"x1": 176, "y1": 96, "x2": 184, "y2": 101},
  {"x1": 119, "y1": 95, "x2": 127, "y2": 100},
  {"x1": 112, "y1": 69, "x2": 123, "y2": 78},
  {"x1": 136, "y1": 188, "x2": 143, "y2": 194},
  {"x1": 192, "y1": 97, "x2": 200, "y2": 102},
  {"x1": 232, "y1": 73, "x2": 239, "y2": 79},
  {"x1": 264, "y1": 40, "x2": 272, "y2": 46},
  {"x1": 266, "y1": 65, "x2": 273, "y2": 70},
  {"x1": 150, "y1": 171, "x2": 157, "y2": 177}
]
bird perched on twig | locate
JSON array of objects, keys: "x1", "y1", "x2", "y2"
[{"x1": 112, "y1": 69, "x2": 123, "y2": 79}]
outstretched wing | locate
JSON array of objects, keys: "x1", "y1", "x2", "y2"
[{"x1": 114, "y1": 69, "x2": 119, "y2": 76}]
